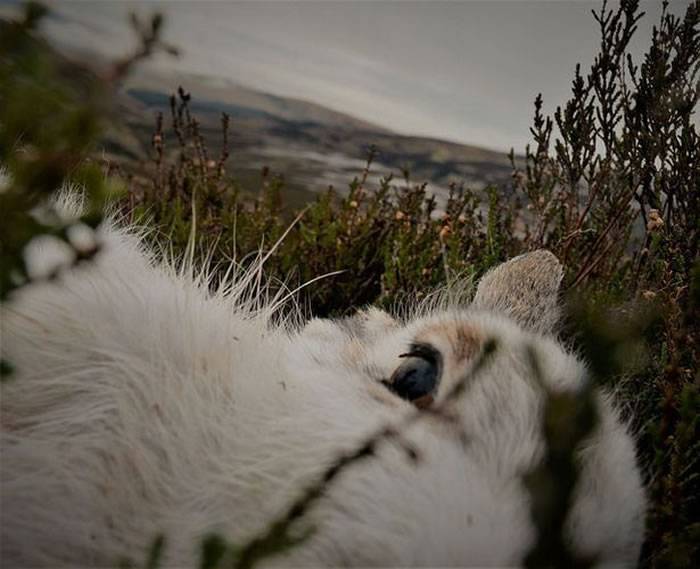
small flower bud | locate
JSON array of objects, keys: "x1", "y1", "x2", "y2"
[{"x1": 647, "y1": 209, "x2": 664, "y2": 231}]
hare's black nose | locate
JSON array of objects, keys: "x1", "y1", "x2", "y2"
[{"x1": 387, "y1": 343, "x2": 441, "y2": 404}]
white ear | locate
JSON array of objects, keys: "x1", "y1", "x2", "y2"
[{"x1": 472, "y1": 250, "x2": 563, "y2": 335}]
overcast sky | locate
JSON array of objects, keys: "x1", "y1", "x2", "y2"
[{"x1": 1, "y1": 0, "x2": 692, "y2": 151}]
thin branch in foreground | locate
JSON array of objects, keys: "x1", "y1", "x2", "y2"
[
  {"x1": 522, "y1": 344, "x2": 599, "y2": 569},
  {"x1": 230, "y1": 338, "x2": 499, "y2": 569}
]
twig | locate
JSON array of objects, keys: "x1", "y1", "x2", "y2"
[{"x1": 232, "y1": 338, "x2": 499, "y2": 569}]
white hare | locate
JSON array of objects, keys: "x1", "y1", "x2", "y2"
[{"x1": 0, "y1": 198, "x2": 645, "y2": 568}]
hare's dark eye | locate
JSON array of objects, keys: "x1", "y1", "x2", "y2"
[{"x1": 386, "y1": 343, "x2": 441, "y2": 407}]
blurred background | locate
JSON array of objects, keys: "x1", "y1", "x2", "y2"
[{"x1": 0, "y1": 0, "x2": 693, "y2": 200}]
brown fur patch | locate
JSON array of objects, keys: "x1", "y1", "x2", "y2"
[
  {"x1": 413, "y1": 394, "x2": 435, "y2": 409},
  {"x1": 415, "y1": 321, "x2": 483, "y2": 364}
]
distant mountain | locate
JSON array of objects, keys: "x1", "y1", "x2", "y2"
[
  {"x1": 106, "y1": 69, "x2": 518, "y2": 206},
  {"x1": 1, "y1": 11, "x2": 518, "y2": 208}
]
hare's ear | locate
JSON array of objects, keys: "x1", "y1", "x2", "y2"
[{"x1": 472, "y1": 250, "x2": 563, "y2": 335}]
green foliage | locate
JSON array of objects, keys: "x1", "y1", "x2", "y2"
[
  {"x1": 509, "y1": 4, "x2": 699, "y2": 566},
  {"x1": 0, "y1": 2, "x2": 110, "y2": 302},
  {"x1": 145, "y1": 535, "x2": 166, "y2": 569},
  {"x1": 198, "y1": 534, "x2": 229, "y2": 569},
  {"x1": 509, "y1": 0, "x2": 699, "y2": 292},
  {"x1": 0, "y1": 3, "x2": 177, "y2": 378},
  {"x1": 523, "y1": 345, "x2": 599, "y2": 569},
  {"x1": 0, "y1": 1, "x2": 179, "y2": 301}
]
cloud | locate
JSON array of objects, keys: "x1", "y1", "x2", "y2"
[{"x1": 30, "y1": 0, "x2": 691, "y2": 152}]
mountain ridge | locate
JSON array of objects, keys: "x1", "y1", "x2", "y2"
[{"x1": 106, "y1": 68, "x2": 519, "y2": 205}]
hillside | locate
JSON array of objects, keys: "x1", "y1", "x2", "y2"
[{"x1": 107, "y1": 69, "x2": 517, "y2": 203}]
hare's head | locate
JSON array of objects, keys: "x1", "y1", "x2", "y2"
[
  {"x1": 299, "y1": 250, "x2": 565, "y2": 407},
  {"x1": 287, "y1": 250, "x2": 644, "y2": 567}
]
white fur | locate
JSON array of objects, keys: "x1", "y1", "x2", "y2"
[{"x1": 1, "y1": 204, "x2": 645, "y2": 568}]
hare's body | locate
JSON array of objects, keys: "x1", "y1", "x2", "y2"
[{"x1": 1, "y1": 211, "x2": 645, "y2": 567}]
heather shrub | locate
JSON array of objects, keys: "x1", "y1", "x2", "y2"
[{"x1": 128, "y1": 87, "x2": 518, "y2": 316}]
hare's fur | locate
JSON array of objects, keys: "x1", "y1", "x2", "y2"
[{"x1": 1, "y1": 202, "x2": 645, "y2": 567}]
